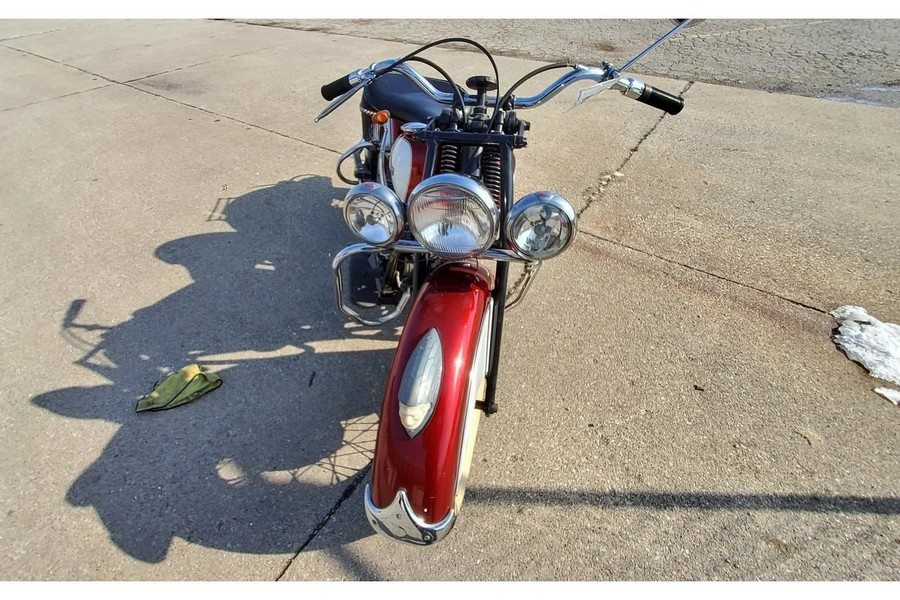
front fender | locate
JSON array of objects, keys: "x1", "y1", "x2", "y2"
[{"x1": 367, "y1": 262, "x2": 493, "y2": 540}]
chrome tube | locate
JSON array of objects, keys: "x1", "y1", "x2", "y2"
[
  {"x1": 332, "y1": 245, "x2": 412, "y2": 327},
  {"x1": 619, "y1": 18, "x2": 694, "y2": 73}
]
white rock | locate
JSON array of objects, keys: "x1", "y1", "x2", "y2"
[{"x1": 831, "y1": 305, "x2": 900, "y2": 386}]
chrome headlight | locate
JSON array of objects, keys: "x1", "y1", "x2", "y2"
[
  {"x1": 407, "y1": 174, "x2": 499, "y2": 259},
  {"x1": 506, "y1": 191, "x2": 577, "y2": 260},
  {"x1": 343, "y1": 182, "x2": 405, "y2": 246}
]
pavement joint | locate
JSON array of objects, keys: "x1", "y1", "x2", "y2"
[
  {"x1": 121, "y1": 41, "x2": 299, "y2": 85},
  {"x1": 274, "y1": 464, "x2": 371, "y2": 581},
  {"x1": 576, "y1": 80, "x2": 694, "y2": 221},
  {"x1": 577, "y1": 229, "x2": 828, "y2": 315},
  {"x1": 569, "y1": 79, "x2": 835, "y2": 317},
  {"x1": 121, "y1": 81, "x2": 342, "y2": 155},
  {"x1": 1, "y1": 40, "x2": 342, "y2": 156},
  {"x1": 0, "y1": 83, "x2": 114, "y2": 113},
  {"x1": 0, "y1": 22, "x2": 97, "y2": 43}
]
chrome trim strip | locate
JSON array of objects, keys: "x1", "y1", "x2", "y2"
[
  {"x1": 364, "y1": 485, "x2": 455, "y2": 545},
  {"x1": 377, "y1": 118, "x2": 392, "y2": 186}
]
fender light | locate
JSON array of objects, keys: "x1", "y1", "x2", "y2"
[
  {"x1": 398, "y1": 328, "x2": 443, "y2": 437},
  {"x1": 505, "y1": 191, "x2": 577, "y2": 260}
]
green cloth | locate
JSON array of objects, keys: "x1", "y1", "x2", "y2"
[{"x1": 136, "y1": 364, "x2": 222, "y2": 412}]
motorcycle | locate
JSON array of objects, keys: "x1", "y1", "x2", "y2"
[{"x1": 315, "y1": 20, "x2": 696, "y2": 545}]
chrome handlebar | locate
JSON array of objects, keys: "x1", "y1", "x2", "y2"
[
  {"x1": 314, "y1": 19, "x2": 695, "y2": 122},
  {"x1": 315, "y1": 61, "x2": 620, "y2": 122},
  {"x1": 369, "y1": 60, "x2": 615, "y2": 110}
]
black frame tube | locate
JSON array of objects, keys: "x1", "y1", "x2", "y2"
[{"x1": 481, "y1": 142, "x2": 514, "y2": 414}]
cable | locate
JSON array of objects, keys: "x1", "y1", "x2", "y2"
[
  {"x1": 488, "y1": 62, "x2": 576, "y2": 131},
  {"x1": 405, "y1": 56, "x2": 468, "y2": 124},
  {"x1": 375, "y1": 37, "x2": 501, "y2": 121}
]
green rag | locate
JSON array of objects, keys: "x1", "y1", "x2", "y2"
[{"x1": 136, "y1": 364, "x2": 222, "y2": 412}]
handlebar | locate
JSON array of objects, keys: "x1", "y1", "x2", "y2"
[
  {"x1": 317, "y1": 61, "x2": 685, "y2": 120},
  {"x1": 316, "y1": 20, "x2": 695, "y2": 122}
]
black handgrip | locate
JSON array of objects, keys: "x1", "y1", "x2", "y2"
[
  {"x1": 638, "y1": 85, "x2": 684, "y2": 115},
  {"x1": 321, "y1": 74, "x2": 354, "y2": 101}
]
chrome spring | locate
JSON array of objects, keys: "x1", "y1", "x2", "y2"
[
  {"x1": 439, "y1": 144, "x2": 460, "y2": 173},
  {"x1": 480, "y1": 145, "x2": 502, "y2": 204}
]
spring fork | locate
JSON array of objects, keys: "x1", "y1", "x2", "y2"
[
  {"x1": 439, "y1": 144, "x2": 460, "y2": 173},
  {"x1": 480, "y1": 145, "x2": 502, "y2": 204}
]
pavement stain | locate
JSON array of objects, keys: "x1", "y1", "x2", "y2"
[
  {"x1": 766, "y1": 537, "x2": 796, "y2": 557},
  {"x1": 793, "y1": 428, "x2": 824, "y2": 447}
]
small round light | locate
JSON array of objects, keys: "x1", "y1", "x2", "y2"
[
  {"x1": 343, "y1": 182, "x2": 405, "y2": 246},
  {"x1": 506, "y1": 191, "x2": 577, "y2": 260},
  {"x1": 407, "y1": 174, "x2": 498, "y2": 259}
]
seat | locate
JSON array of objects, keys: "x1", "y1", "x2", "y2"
[{"x1": 361, "y1": 72, "x2": 460, "y2": 124}]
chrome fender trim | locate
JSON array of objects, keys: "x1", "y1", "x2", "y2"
[{"x1": 364, "y1": 485, "x2": 456, "y2": 545}]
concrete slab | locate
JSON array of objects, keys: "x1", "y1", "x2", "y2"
[
  {"x1": 578, "y1": 82, "x2": 900, "y2": 321},
  {"x1": 0, "y1": 44, "x2": 107, "y2": 110},
  {"x1": 283, "y1": 235, "x2": 900, "y2": 581},
  {"x1": 2, "y1": 19, "x2": 898, "y2": 582},
  {"x1": 0, "y1": 82, "x2": 392, "y2": 579},
  {"x1": 2, "y1": 20, "x2": 302, "y2": 83}
]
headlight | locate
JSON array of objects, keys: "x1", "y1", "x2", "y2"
[
  {"x1": 407, "y1": 174, "x2": 499, "y2": 259},
  {"x1": 343, "y1": 182, "x2": 405, "y2": 246},
  {"x1": 506, "y1": 191, "x2": 577, "y2": 260}
]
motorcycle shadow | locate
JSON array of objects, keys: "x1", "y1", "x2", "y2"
[{"x1": 32, "y1": 174, "x2": 389, "y2": 564}]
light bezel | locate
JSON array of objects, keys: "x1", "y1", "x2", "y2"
[
  {"x1": 505, "y1": 191, "x2": 577, "y2": 260},
  {"x1": 407, "y1": 173, "x2": 500, "y2": 259},
  {"x1": 342, "y1": 181, "x2": 405, "y2": 247}
]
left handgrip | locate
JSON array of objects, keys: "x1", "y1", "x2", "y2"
[
  {"x1": 637, "y1": 84, "x2": 684, "y2": 115},
  {"x1": 321, "y1": 74, "x2": 354, "y2": 101}
]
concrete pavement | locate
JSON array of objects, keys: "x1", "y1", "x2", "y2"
[{"x1": 0, "y1": 19, "x2": 897, "y2": 581}]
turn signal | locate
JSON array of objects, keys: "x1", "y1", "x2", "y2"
[{"x1": 372, "y1": 110, "x2": 390, "y2": 125}]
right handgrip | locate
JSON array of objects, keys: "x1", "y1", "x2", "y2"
[
  {"x1": 637, "y1": 84, "x2": 684, "y2": 115},
  {"x1": 321, "y1": 74, "x2": 354, "y2": 101}
]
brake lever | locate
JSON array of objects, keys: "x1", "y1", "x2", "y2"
[
  {"x1": 573, "y1": 77, "x2": 622, "y2": 107},
  {"x1": 314, "y1": 80, "x2": 368, "y2": 122}
]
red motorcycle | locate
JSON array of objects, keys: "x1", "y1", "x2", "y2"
[{"x1": 316, "y1": 20, "x2": 695, "y2": 544}]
